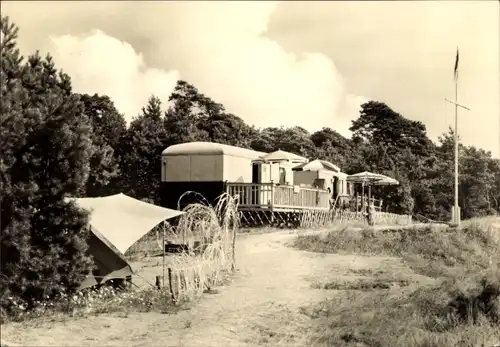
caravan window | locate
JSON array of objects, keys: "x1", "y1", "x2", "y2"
[
  {"x1": 347, "y1": 182, "x2": 353, "y2": 195},
  {"x1": 279, "y1": 168, "x2": 286, "y2": 185}
]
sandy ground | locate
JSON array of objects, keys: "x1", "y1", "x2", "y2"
[
  {"x1": 1, "y1": 228, "x2": 438, "y2": 347},
  {"x1": 493, "y1": 218, "x2": 500, "y2": 236}
]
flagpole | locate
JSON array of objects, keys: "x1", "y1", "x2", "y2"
[
  {"x1": 453, "y1": 66, "x2": 459, "y2": 226},
  {"x1": 443, "y1": 93, "x2": 471, "y2": 222},
  {"x1": 444, "y1": 48, "x2": 470, "y2": 226}
]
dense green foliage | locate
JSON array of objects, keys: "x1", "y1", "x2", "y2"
[
  {"x1": 0, "y1": 16, "x2": 499, "y2": 308},
  {"x1": 1, "y1": 17, "x2": 94, "y2": 308}
]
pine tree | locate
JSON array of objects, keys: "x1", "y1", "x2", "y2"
[
  {"x1": 0, "y1": 16, "x2": 94, "y2": 308},
  {"x1": 117, "y1": 95, "x2": 169, "y2": 203},
  {"x1": 79, "y1": 93, "x2": 126, "y2": 197},
  {"x1": 141, "y1": 95, "x2": 163, "y2": 120}
]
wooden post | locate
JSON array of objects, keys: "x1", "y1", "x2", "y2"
[
  {"x1": 368, "y1": 185, "x2": 372, "y2": 208},
  {"x1": 180, "y1": 273, "x2": 187, "y2": 293},
  {"x1": 162, "y1": 221, "x2": 166, "y2": 288},
  {"x1": 361, "y1": 182, "x2": 365, "y2": 214},
  {"x1": 231, "y1": 222, "x2": 237, "y2": 271},
  {"x1": 168, "y1": 268, "x2": 176, "y2": 302},
  {"x1": 368, "y1": 185, "x2": 373, "y2": 226},
  {"x1": 271, "y1": 183, "x2": 275, "y2": 206}
]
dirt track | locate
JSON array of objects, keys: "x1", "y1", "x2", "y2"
[{"x1": 1, "y1": 229, "x2": 436, "y2": 346}]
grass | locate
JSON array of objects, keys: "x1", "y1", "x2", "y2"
[
  {"x1": 294, "y1": 220, "x2": 498, "y2": 278},
  {"x1": 312, "y1": 277, "x2": 410, "y2": 291},
  {"x1": 293, "y1": 217, "x2": 500, "y2": 347},
  {"x1": 1, "y1": 285, "x2": 184, "y2": 325}
]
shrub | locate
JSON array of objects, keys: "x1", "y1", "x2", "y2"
[
  {"x1": 0, "y1": 285, "x2": 181, "y2": 324},
  {"x1": 1, "y1": 16, "x2": 95, "y2": 308}
]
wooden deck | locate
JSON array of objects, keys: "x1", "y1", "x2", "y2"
[
  {"x1": 226, "y1": 183, "x2": 391, "y2": 228},
  {"x1": 226, "y1": 183, "x2": 330, "y2": 211}
]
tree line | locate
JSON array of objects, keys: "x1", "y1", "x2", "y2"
[{"x1": 1, "y1": 16, "x2": 499, "y2": 309}]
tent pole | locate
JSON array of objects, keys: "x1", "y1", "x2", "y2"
[{"x1": 162, "y1": 221, "x2": 166, "y2": 288}]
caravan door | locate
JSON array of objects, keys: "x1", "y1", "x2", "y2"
[{"x1": 251, "y1": 163, "x2": 260, "y2": 205}]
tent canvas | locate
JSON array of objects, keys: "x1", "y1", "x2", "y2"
[
  {"x1": 72, "y1": 193, "x2": 184, "y2": 254},
  {"x1": 292, "y1": 159, "x2": 341, "y2": 172},
  {"x1": 68, "y1": 193, "x2": 184, "y2": 289},
  {"x1": 79, "y1": 225, "x2": 133, "y2": 290},
  {"x1": 346, "y1": 171, "x2": 399, "y2": 186},
  {"x1": 254, "y1": 149, "x2": 308, "y2": 164}
]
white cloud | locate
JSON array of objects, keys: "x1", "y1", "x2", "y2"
[
  {"x1": 48, "y1": 30, "x2": 179, "y2": 121},
  {"x1": 15, "y1": 1, "x2": 366, "y2": 134},
  {"x1": 2, "y1": 1, "x2": 497, "y2": 156},
  {"x1": 265, "y1": 1, "x2": 499, "y2": 156},
  {"x1": 155, "y1": 1, "x2": 362, "y2": 133}
]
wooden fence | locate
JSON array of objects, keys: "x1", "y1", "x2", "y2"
[
  {"x1": 373, "y1": 212, "x2": 413, "y2": 226},
  {"x1": 167, "y1": 258, "x2": 231, "y2": 302},
  {"x1": 166, "y1": 234, "x2": 235, "y2": 302},
  {"x1": 300, "y1": 209, "x2": 412, "y2": 229}
]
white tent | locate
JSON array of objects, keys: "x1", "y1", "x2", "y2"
[
  {"x1": 292, "y1": 159, "x2": 341, "y2": 172},
  {"x1": 255, "y1": 149, "x2": 308, "y2": 163},
  {"x1": 346, "y1": 172, "x2": 399, "y2": 212},
  {"x1": 71, "y1": 193, "x2": 184, "y2": 254},
  {"x1": 372, "y1": 175, "x2": 399, "y2": 186},
  {"x1": 346, "y1": 171, "x2": 384, "y2": 184},
  {"x1": 347, "y1": 171, "x2": 399, "y2": 186}
]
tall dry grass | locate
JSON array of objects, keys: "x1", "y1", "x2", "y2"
[
  {"x1": 166, "y1": 193, "x2": 239, "y2": 301},
  {"x1": 293, "y1": 218, "x2": 500, "y2": 347}
]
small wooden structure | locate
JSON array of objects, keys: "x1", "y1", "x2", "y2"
[
  {"x1": 226, "y1": 182, "x2": 330, "y2": 226},
  {"x1": 346, "y1": 171, "x2": 399, "y2": 215},
  {"x1": 231, "y1": 149, "x2": 333, "y2": 226}
]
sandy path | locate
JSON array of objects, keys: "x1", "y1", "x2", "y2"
[
  {"x1": 493, "y1": 218, "x2": 500, "y2": 231},
  {"x1": 1, "y1": 229, "x2": 417, "y2": 347}
]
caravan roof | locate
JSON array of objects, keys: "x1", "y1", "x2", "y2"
[{"x1": 162, "y1": 142, "x2": 266, "y2": 160}]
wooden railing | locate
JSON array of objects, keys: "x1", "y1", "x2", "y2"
[
  {"x1": 353, "y1": 196, "x2": 383, "y2": 212},
  {"x1": 226, "y1": 183, "x2": 330, "y2": 210},
  {"x1": 332, "y1": 195, "x2": 384, "y2": 212},
  {"x1": 226, "y1": 183, "x2": 384, "y2": 212},
  {"x1": 273, "y1": 185, "x2": 330, "y2": 209}
]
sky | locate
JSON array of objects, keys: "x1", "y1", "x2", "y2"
[{"x1": 3, "y1": 1, "x2": 499, "y2": 157}]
